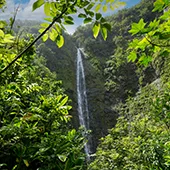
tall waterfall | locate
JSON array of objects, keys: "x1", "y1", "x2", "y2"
[{"x1": 76, "y1": 48, "x2": 91, "y2": 159}]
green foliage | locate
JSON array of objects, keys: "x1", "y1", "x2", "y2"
[
  {"x1": 89, "y1": 83, "x2": 170, "y2": 170},
  {"x1": 0, "y1": 0, "x2": 5, "y2": 9},
  {"x1": 0, "y1": 20, "x2": 86, "y2": 170},
  {"x1": 89, "y1": 0, "x2": 170, "y2": 169},
  {"x1": 128, "y1": 0, "x2": 170, "y2": 66},
  {"x1": 33, "y1": 0, "x2": 125, "y2": 46}
]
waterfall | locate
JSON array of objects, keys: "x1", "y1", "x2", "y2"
[{"x1": 76, "y1": 48, "x2": 91, "y2": 159}]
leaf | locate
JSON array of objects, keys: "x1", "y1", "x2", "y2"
[
  {"x1": 128, "y1": 51, "x2": 137, "y2": 62},
  {"x1": 129, "y1": 19, "x2": 146, "y2": 35},
  {"x1": 42, "y1": 33, "x2": 48, "y2": 42},
  {"x1": 4, "y1": 34, "x2": 14, "y2": 43},
  {"x1": 23, "y1": 160, "x2": 29, "y2": 167},
  {"x1": 153, "y1": 0, "x2": 165, "y2": 12},
  {"x1": 96, "y1": 13, "x2": 102, "y2": 20},
  {"x1": 95, "y1": 3, "x2": 101, "y2": 12},
  {"x1": 84, "y1": 18, "x2": 92, "y2": 24},
  {"x1": 64, "y1": 20, "x2": 74, "y2": 25},
  {"x1": 55, "y1": 24, "x2": 61, "y2": 34},
  {"x1": 49, "y1": 28, "x2": 57, "y2": 41},
  {"x1": 44, "y1": 2, "x2": 51, "y2": 16},
  {"x1": 87, "y1": 2, "x2": 95, "y2": 10},
  {"x1": 60, "y1": 96, "x2": 68, "y2": 106},
  {"x1": 0, "y1": 164, "x2": 7, "y2": 168},
  {"x1": 103, "y1": 5, "x2": 108, "y2": 12},
  {"x1": 78, "y1": 13, "x2": 87, "y2": 18},
  {"x1": 12, "y1": 165, "x2": 17, "y2": 170},
  {"x1": 101, "y1": 26, "x2": 107, "y2": 40},
  {"x1": 103, "y1": 23, "x2": 111, "y2": 31},
  {"x1": 41, "y1": 22, "x2": 49, "y2": 28},
  {"x1": 56, "y1": 35, "x2": 64, "y2": 48},
  {"x1": 0, "y1": 29, "x2": 4, "y2": 37},
  {"x1": 93, "y1": 22, "x2": 100, "y2": 38},
  {"x1": 32, "y1": 0, "x2": 44, "y2": 11},
  {"x1": 57, "y1": 154, "x2": 67, "y2": 162}
]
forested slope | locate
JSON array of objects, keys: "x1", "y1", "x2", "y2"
[
  {"x1": 73, "y1": 0, "x2": 162, "y2": 152},
  {"x1": 13, "y1": 0, "x2": 164, "y2": 153}
]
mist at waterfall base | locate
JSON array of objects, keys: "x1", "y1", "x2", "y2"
[{"x1": 76, "y1": 48, "x2": 92, "y2": 160}]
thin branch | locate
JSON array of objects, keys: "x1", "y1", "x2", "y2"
[
  {"x1": 145, "y1": 36, "x2": 170, "y2": 48},
  {"x1": 10, "y1": 5, "x2": 20, "y2": 31},
  {"x1": 0, "y1": 6, "x2": 68, "y2": 74}
]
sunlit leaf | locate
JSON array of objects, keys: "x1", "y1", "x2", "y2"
[
  {"x1": 103, "y1": 5, "x2": 108, "y2": 12},
  {"x1": 44, "y1": 2, "x2": 51, "y2": 16},
  {"x1": 56, "y1": 35, "x2": 64, "y2": 48},
  {"x1": 93, "y1": 22, "x2": 100, "y2": 38},
  {"x1": 101, "y1": 26, "x2": 107, "y2": 40},
  {"x1": 42, "y1": 33, "x2": 48, "y2": 42},
  {"x1": 128, "y1": 51, "x2": 137, "y2": 62},
  {"x1": 95, "y1": 3, "x2": 101, "y2": 12},
  {"x1": 32, "y1": 0, "x2": 44, "y2": 11},
  {"x1": 0, "y1": 29, "x2": 4, "y2": 37},
  {"x1": 129, "y1": 19, "x2": 146, "y2": 35}
]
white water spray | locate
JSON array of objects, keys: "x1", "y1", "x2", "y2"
[{"x1": 76, "y1": 48, "x2": 91, "y2": 159}]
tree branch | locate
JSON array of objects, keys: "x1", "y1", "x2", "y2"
[
  {"x1": 0, "y1": 6, "x2": 68, "y2": 74},
  {"x1": 145, "y1": 36, "x2": 170, "y2": 48}
]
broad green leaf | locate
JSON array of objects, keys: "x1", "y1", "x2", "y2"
[
  {"x1": 93, "y1": 22, "x2": 100, "y2": 38},
  {"x1": 55, "y1": 24, "x2": 61, "y2": 34},
  {"x1": 42, "y1": 33, "x2": 48, "y2": 42},
  {"x1": 139, "y1": 55, "x2": 152, "y2": 66},
  {"x1": 0, "y1": 21, "x2": 6, "y2": 29},
  {"x1": 23, "y1": 160, "x2": 29, "y2": 167},
  {"x1": 96, "y1": 13, "x2": 102, "y2": 20},
  {"x1": 32, "y1": 0, "x2": 44, "y2": 11},
  {"x1": 84, "y1": 17, "x2": 92, "y2": 24},
  {"x1": 101, "y1": 26, "x2": 108, "y2": 40},
  {"x1": 44, "y1": 2, "x2": 51, "y2": 16},
  {"x1": 44, "y1": 17, "x2": 53, "y2": 22},
  {"x1": 128, "y1": 51, "x2": 137, "y2": 62},
  {"x1": 41, "y1": 22, "x2": 49, "y2": 28},
  {"x1": 153, "y1": 0, "x2": 165, "y2": 12},
  {"x1": 56, "y1": 35, "x2": 64, "y2": 48},
  {"x1": 103, "y1": 23, "x2": 111, "y2": 31},
  {"x1": 95, "y1": 3, "x2": 101, "y2": 12},
  {"x1": 64, "y1": 20, "x2": 74, "y2": 25},
  {"x1": 138, "y1": 37, "x2": 150, "y2": 50},
  {"x1": 87, "y1": 10, "x2": 94, "y2": 17},
  {"x1": 0, "y1": 29, "x2": 4, "y2": 37},
  {"x1": 129, "y1": 19, "x2": 146, "y2": 35},
  {"x1": 87, "y1": 2, "x2": 95, "y2": 10},
  {"x1": 49, "y1": 28, "x2": 57, "y2": 41},
  {"x1": 38, "y1": 28, "x2": 45, "y2": 33},
  {"x1": 78, "y1": 13, "x2": 87, "y2": 18},
  {"x1": 103, "y1": 5, "x2": 108, "y2": 12},
  {"x1": 4, "y1": 34, "x2": 14, "y2": 43}
]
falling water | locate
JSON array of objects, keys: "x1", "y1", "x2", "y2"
[{"x1": 76, "y1": 48, "x2": 91, "y2": 159}]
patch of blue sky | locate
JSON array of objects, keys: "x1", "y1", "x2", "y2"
[{"x1": 14, "y1": 0, "x2": 29, "y2": 4}]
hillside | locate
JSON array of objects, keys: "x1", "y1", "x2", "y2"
[{"x1": 12, "y1": 0, "x2": 164, "y2": 153}]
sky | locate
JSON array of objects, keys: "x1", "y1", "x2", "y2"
[{"x1": 0, "y1": 0, "x2": 141, "y2": 34}]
